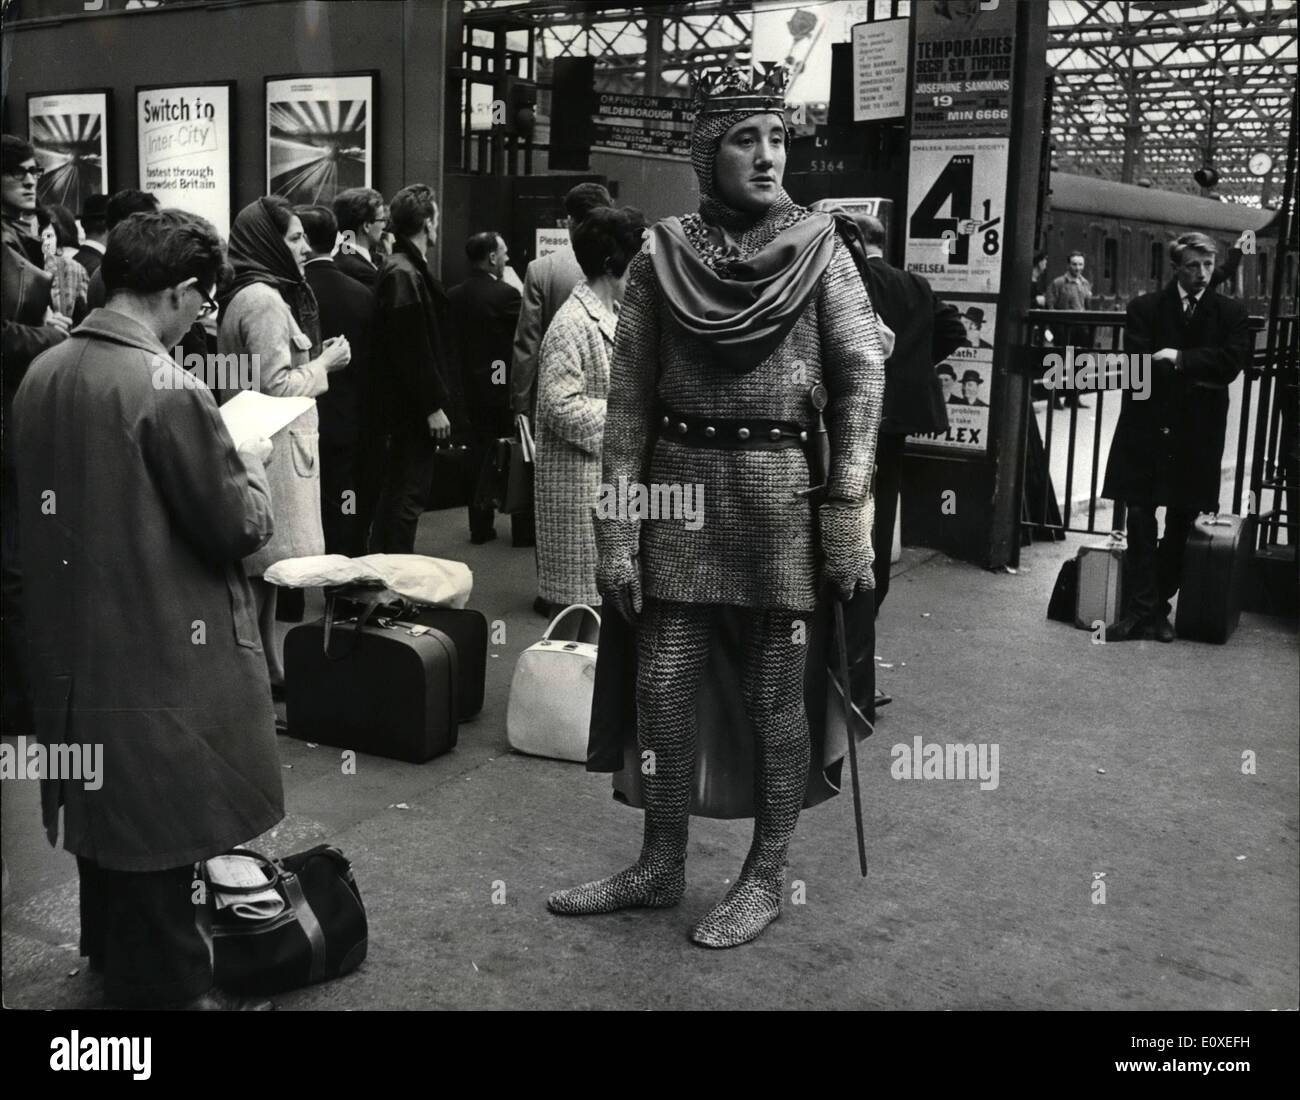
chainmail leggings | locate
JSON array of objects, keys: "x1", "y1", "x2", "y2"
[{"x1": 548, "y1": 599, "x2": 811, "y2": 948}]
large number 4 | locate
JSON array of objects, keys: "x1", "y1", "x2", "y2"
[{"x1": 910, "y1": 155, "x2": 974, "y2": 264}]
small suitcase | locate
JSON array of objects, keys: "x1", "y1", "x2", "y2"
[
  {"x1": 284, "y1": 611, "x2": 459, "y2": 764},
  {"x1": 1176, "y1": 513, "x2": 1253, "y2": 643},
  {"x1": 332, "y1": 595, "x2": 487, "y2": 721},
  {"x1": 1075, "y1": 533, "x2": 1125, "y2": 630}
]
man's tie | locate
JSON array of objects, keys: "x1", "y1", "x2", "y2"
[{"x1": 1184, "y1": 294, "x2": 1199, "y2": 320}]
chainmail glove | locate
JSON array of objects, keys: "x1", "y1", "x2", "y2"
[
  {"x1": 597, "y1": 550, "x2": 643, "y2": 624},
  {"x1": 819, "y1": 498, "x2": 876, "y2": 602}
]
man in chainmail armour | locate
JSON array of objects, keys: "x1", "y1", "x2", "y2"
[{"x1": 547, "y1": 66, "x2": 885, "y2": 948}]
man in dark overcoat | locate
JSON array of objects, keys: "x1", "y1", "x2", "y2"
[
  {"x1": 14, "y1": 209, "x2": 284, "y2": 1008},
  {"x1": 1102, "y1": 231, "x2": 1251, "y2": 642}
]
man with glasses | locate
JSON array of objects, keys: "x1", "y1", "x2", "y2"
[
  {"x1": 13, "y1": 208, "x2": 284, "y2": 1009},
  {"x1": 2, "y1": 134, "x2": 69, "y2": 737},
  {"x1": 332, "y1": 187, "x2": 389, "y2": 289}
]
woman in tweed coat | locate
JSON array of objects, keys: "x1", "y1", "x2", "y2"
[{"x1": 535, "y1": 208, "x2": 647, "y2": 609}]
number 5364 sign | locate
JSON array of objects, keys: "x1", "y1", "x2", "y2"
[{"x1": 905, "y1": 137, "x2": 1009, "y2": 294}]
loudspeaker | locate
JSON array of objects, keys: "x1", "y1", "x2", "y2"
[{"x1": 550, "y1": 57, "x2": 596, "y2": 170}]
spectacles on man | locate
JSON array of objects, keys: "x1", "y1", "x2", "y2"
[
  {"x1": 196, "y1": 287, "x2": 219, "y2": 318},
  {"x1": 4, "y1": 163, "x2": 44, "y2": 182}
]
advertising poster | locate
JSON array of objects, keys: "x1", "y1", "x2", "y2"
[
  {"x1": 905, "y1": 136, "x2": 1008, "y2": 293},
  {"x1": 137, "y1": 84, "x2": 232, "y2": 238},
  {"x1": 752, "y1": 0, "x2": 872, "y2": 116},
  {"x1": 909, "y1": 298, "x2": 998, "y2": 454},
  {"x1": 27, "y1": 90, "x2": 110, "y2": 212},
  {"x1": 852, "y1": 19, "x2": 909, "y2": 122},
  {"x1": 266, "y1": 73, "x2": 375, "y2": 204},
  {"x1": 911, "y1": 0, "x2": 1016, "y2": 136}
]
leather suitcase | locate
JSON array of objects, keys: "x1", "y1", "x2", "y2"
[
  {"x1": 1075, "y1": 534, "x2": 1125, "y2": 630},
  {"x1": 1176, "y1": 514, "x2": 1253, "y2": 644},
  {"x1": 284, "y1": 615, "x2": 459, "y2": 763},
  {"x1": 332, "y1": 596, "x2": 487, "y2": 721}
]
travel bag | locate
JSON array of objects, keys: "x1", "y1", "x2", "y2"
[
  {"x1": 1175, "y1": 513, "x2": 1253, "y2": 643},
  {"x1": 1075, "y1": 532, "x2": 1125, "y2": 630},
  {"x1": 283, "y1": 595, "x2": 459, "y2": 763},
  {"x1": 506, "y1": 604, "x2": 600, "y2": 762},
  {"x1": 208, "y1": 845, "x2": 367, "y2": 996}
]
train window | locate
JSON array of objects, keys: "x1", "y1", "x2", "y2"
[
  {"x1": 1103, "y1": 237, "x2": 1117, "y2": 291},
  {"x1": 1150, "y1": 241, "x2": 1163, "y2": 281}
]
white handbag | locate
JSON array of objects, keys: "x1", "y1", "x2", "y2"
[{"x1": 506, "y1": 604, "x2": 601, "y2": 763}]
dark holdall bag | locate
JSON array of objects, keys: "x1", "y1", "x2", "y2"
[
  {"x1": 1047, "y1": 557, "x2": 1079, "y2": 623},
  {"x1": 209, "y1": 846, "x2": 367, "y2": 996},
  {"x1": 284, "y1": 594, "x2": 459, "y2": 763},
  {"x1": 1176, "y1": 513, "x2": 1254, "y2": 644}
]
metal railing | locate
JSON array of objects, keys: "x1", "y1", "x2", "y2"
[{"x1": 1016, "y1": 309, "x2": 1296, "y2": 557}]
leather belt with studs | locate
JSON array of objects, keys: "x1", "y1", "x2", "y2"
[{"x1": 654, "y1": 405, "x2": 810, "y2": 451}]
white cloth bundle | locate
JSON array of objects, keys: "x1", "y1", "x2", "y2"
[{"x1": 264, "y1": 553, "x2": 473, "y2": 608}]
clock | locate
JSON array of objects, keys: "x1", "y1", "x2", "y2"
[{"x1": 1248, "y1": 152, "x2": 1273, "y2": 177}]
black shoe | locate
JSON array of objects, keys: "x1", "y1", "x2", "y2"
[
  {"x1": 1148, "y1": 615, "x2": 1175, "y2": 643},
  {"x1": 533, "y1": 597, "x2": 553, "y2": 618},
  {"x1": 1105, "y1": 614, "x2": 1146, "y2": 642},
  {"x1": 874, "y1": 689, "x2": 893, "y2": 708},
  {"x1": 470, "y1": 529, "x2": 498, "y2": 545}
]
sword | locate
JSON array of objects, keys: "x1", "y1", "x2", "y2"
[{"x1": 798, "y1": 383, "x2": 868, "y2": 877}]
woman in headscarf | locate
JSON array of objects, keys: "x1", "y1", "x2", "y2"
[
  {"x1": 218, "y1": 195, "x2": 351, "y2": 688},
  {"x1": 534, "y1": 206, "x2": 647, "y2": 614}
]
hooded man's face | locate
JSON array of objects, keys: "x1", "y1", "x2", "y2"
[{"x1": 714, "y1": 113, "x2": 787, "y2": 216}]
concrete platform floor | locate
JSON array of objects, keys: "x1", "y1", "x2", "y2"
[{"x1": 3, "y1": 507, "x2": 1297, "y2": 1010}]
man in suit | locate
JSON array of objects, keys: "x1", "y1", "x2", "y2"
[
  {"x1": 74, "y1": 193, "x2": 108, "y2": 280},
  {"x1": 86, "y1": 191, "x2": 159, "y2": 310},
  {"x1": 449, "y1": 230, "x2": 522, "y2": 543},
  {"x1": 298, "y1": 204, "x2": 377, "y2": 557},
  {"x1": 332, "y1": 187, "x2": 388, "y2": 289},
  {"x1": 370, "y1": 184, "x2": 464, "y2": 554},
  {"x1": 960, "y1": 306, "x2": 993, "y2": 349},
  {"x1": 959, "y1": 369, "x2": 988, "y2": 406},
  {"x1": 937, "y1": 362, "x2": 960, "y2": 404},
  {"x1": 511, "y1": 182, "x2": 611, "y2": 571},
  {"x1": 847, "y1": 212, "x2": 965, "y2": 709},
  {"x1": 1102, "y1": 231, "x2": 1251, "y2": 642},
  {"x1": 2, "y1": 134, "x2": 69, "y2": 737}
]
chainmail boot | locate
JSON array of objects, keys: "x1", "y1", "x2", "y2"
[
  {"x1": 547, "y1": 601, "x2": 712, "y2": 915},
  {"x1": 690, "y1": 609, "x2": 810, "y2": 947}
]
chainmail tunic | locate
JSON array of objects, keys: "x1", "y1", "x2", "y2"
[{"x1": 597, "y1": 190, "x2": 886, "y2": 612}]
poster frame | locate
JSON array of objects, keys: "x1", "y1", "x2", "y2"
[
  {"x1": 135, "y1": 80, "x2": 236, "y2": 237},
  {"x1": 263, "y1": 69, "x2": 379, "y2": 203},
  {"x1": 25, "y1": 87, "x2": 113, "y2": 210}
]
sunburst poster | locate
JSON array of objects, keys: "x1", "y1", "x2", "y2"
[
  {"x1": 265, "y1": 73, "x2": 375, "y2": 205},
  {"x1": 27, "y1": 90, "x2": 111, "y2": 213}
]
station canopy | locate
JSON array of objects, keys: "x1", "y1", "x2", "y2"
[{"x1": 464, "y1": 0, "x2": 1297, "y2": 207}]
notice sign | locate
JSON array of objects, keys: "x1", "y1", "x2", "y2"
[
  {"x1": 535, "y1": 228, "x2": 570, "y2": 261},
  {"x1": 905, "y1": 137, "x2": 1008, "y2": 294},
  {"x1": 591, "y1": 92, "x2": 692, "y2": 160},
  {"x1": 912, "y1": 0, "x2": 1016, "y2": 137},
  {"x1": 852, "y1": 19, "x2": 908, "y2": 122},
  {"x1": 137, "y1": 84, "x2": 231, "y2": 237}
]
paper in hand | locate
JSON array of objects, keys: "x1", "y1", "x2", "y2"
[{"x1": 220, "y1": 390, "x2": 314, "y2": 449}]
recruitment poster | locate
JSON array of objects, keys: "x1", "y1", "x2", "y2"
[
  {"x1": 904, "y1": 136, "x2": 1009, "y2": 294},
  {"x1": 911, "y1": 0, "x2": 1016, "y2": 136},
  {"x1": 909, "y1": 298, "x2": 998, "y2": 454},
  {"x1": 137, "y1": 84, "x2": 232, "y2": 238}
]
